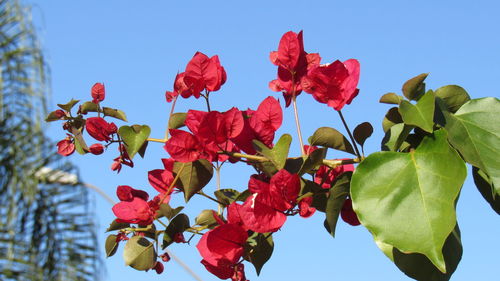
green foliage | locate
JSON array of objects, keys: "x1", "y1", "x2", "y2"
[
  {"x1": 309, "y1": 127, "x2": 355, "y2": 155},
  {"x1": 402, "y1": 73, "x2": 428, "y2": 100},
  {"x1": 168, "y1": 112, "x2": 187, "y2": 129},
  {"x1": 245, "y1": 233, "x2": 274, "y2": 276},
  {"x1": 118, "y1": 125, "x2": 151, "y2": 159},
  {"x1": 123, "y1": 236, "x2": 156, "y2": 271},
  {"x1": 399, "y1": 90, "x2": 435, "y2": 133},
  {"x1": 253, "y1": 134, "x2": 292, "y2": 170},
  {"x1": 173, "y1": 160, "x2": 214, "y2": 202},
  {"x1": 351, "y1": 130, "x2": 466, "y2": 272},
  {"x1": 162, "y1": 214, "x2": 190, "y2": 248},
  {"x1": 324, "y1": 172, "x2": 352, "y2": 237}
]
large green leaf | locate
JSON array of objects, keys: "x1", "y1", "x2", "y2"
[
  {"x1": 309, "y1": 127, "x2": 355, "y2": 155},
  {"x1": 123, "y1": 236, "x2": 156, "y2": 271},
  {"x1": 324, "y1": 172, "x2": 352, "y2": 237},
  {"x1": 443, "y1": 97, "x2": 500, "y2": 191},
  {"x1": 173, "y1": 160, "x2": 214, "y2": 202},
  {"x1": 245, "y1": 233, "x2": 274, "y2": 275},
  {"x1": 376, "y1": 225, "x2": 462, "y2": 281},
  {"x1": 118, "y1": 125, "x2": 151, "y2": 159},
  {"x1": 399, "y1": 90, "x2": 435, "y2": 133},
  {"x1": 472, "y1": 167, "x2": 500, "y2": 215},
  {"x1": 351, "y1": 129, "x2": 466, "y2": 272},
  {"x1": 253, "y1": 134, "x2": 292, "y2": 170}
]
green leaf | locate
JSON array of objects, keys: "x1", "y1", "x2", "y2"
[
  {"x1": 253, "y1": 134, "x2": 292, "y2": 170},
  {"x1": 245, "y1": 233, "x2": 274, "y2": 275},
  {"x1": 380, "y1": 92, "x2": 404, "y2": 104},
  {"x1": 399, "y1": 90, "x2": 435, "y2": 133},
  {"x1": 377, "y1": 225, "x2": 462, "y2": 281},
  {"x1": 195, "y1": 209, "x2": 218, "y2": 227},
  {"x1": 301, "y1": 179, "x2": 328, "y2": 212},
  {"x1": 106, "y1": 219, "x2": 130, "y2": 232},
  {"x1": 162, "y1": 213, "x2": 190, "y2": 249},
  {"x1": 214, "y1": 189, "x2": 240, "y2": 205},
  {"x1": 235, "y1": 189, "x2": 252, "y2": 202},
  {"x1": 434, "y1": 85, "x2": 470, "y2": 113},
  {"x1": 443, "y1": 97, "x2": 500, "y2": 191},
  {"x1": 45, "y1": 110, "x2": 66, "y2": 122},
  {"x1": 382, "y1": 107, "x2": 403, "y2": 132},
  {"x1": 118, "y1": 125, "x2": 151, "y2": 159},
  {"x1": 137, "y1": 140, "x2": 148, "y2": 158},
  {"x1": 71, "y1": 127, "x2": 89, "y2": 154},
  {"x1": 351, "y1": 129, "x2": 466, "y2": 272},
  {"x1": 381, "y1": 123, "x2": 413, "y2": 152},
  {"x1": 123, "y1": 236, "x2": 156, "y2": 271},
  {"x1": 402, "y1": 73, "x2": 428, "y2": 101},
  {"x1": 57, "y1": 99, "x2": 80, "y2": 112},
  {"x1": 156, "y1": 204, "x2": 184, "y2": 220},
  {"x1": 472, "y1": 167, "x2": 500, "y2": 215},
  {"x1": 353, "y1": 122, "x2": 373, "y2": 148},
  {"x1": 173, "y1": 160, "x2": 214, "y2": 202},
  {"x1": 168, "y1": 112, "x2": 187, "y2": 129},
  {"x1": 105, "y1": 235, "x2": 119, "y2": 257},
  {"x1": 103, "y1": 107, "x2": 128, "y2": 121},
  {"x1": 253, "y1": 161, "x2": 278, "y2": 177},
  {"x1": 78, "y1": 101, "x2": 99, "y2": 114},
  {"x1": 309, "y1": 127, "x2": 355, "y2": 155},
  {"x1": 325, "y1": 172, "x2": 352, "y2": 237}
]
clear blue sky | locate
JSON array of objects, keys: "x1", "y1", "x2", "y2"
[{"x1": 31, "y1": 0, "x2": 499, "y2": 280}]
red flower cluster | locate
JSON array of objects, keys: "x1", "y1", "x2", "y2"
[
  {"x1": 112, "y1": 185, "x2": 166, "y2": 225},
  {"x1": 269, "y1": 31, "x2": 360, "y2": 111},
  {"x1": 166, "y1": 52, "x2": 226, "y2": 102},
  {"x1": 165, "y1": 96, "x2": 282, "y2": 162}
]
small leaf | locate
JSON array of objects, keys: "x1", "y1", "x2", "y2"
[
  {"x1": 71, "y1": 127, "x2": 89, "y2": 154},
  {"x1": 118, "y1": 125, "x2": 151, "y2": 159},
  {"x1": 325, "y1": 172, "x2": 352, "y2": 237},
  {"x1": 106, "y1": 219, "x2": 130, "y2": 232},
  {"x1": 402, "y1": 73, "x2": 428, "y2": 101},
  {"x1": 214, "y1": 189, "x2": 240, "y2": 205},
  {"x1": 399, "y1": 90, "x2": 435, "y2": 133},
  {"x1": 353, "y1": 122, "x2": 373, "y2": 147},
  {"x1": 162, "y1": 214, "x2": 190, "y2": 249},
  {"x1": 253, "y1": 134, "x2": 292, "y2": 170},
  {"x1": 298, "y1": 148, "x2": 327, "y2": 175},
  {"x1": 168, "y1": 112, "x2": 188, "y2": 129},
  {"x1": 309, "y1": 127, "x2": 355, "y2": 155},
  {"x1": 45, "y1": 110, "x2": 66, "y2": 122},
  {"x1": 195, "y1": 209, "x2": 218, "y2": 227},
  {"x1": 57, "y1": 99, "x2": 80, "y2": 112},
  {"x1": 79, "y1": 101, "x2": 99, "y2": 114},
  {"x1": 382, "y1": 107, "x2": 403, "y2": 132},
  {"x1": 235, "y1": 189, "x2": 251, "y2": 202},
  {"x1": 123, "y1": 236, "x2": 156, "y2": 271},
  {"x1": 103, "y1": 107, "x2": 128, "y2": 121},
  {"x1": 380, "y1": 92, "x2": 404, "y2": 104},
  {"x1": 253, "y1": 161, "x2": 278, "y2": 178},
  {"x1": 434, "y1": 85, "x2": 470, "y2": 113},
  {"x1": 105, "y1": 235, "x2": 119, "y2": 257},
  {"x1": 174, "y1": 160, "x2": 214, "y2": 202},
  {"x1": 245, "y1": 233, "x2": 274, "y2": 275},
  {"x1": 472, "y1": 167, "x2": 500, "y2": 215},
  {"x1": 137, "y1": 140, "x2": 148, "y2": 158},
  {"x1": 157, "y1": 204, "x2": 184, "y2": 220},
  {"x1": 301, "y1": 179, "x2": 327, "y2": 212},
  {"x1": 381, "y1": 123, "x2": 414, "y2": 152}
]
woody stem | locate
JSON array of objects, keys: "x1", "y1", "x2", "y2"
[
  {"x1": 292, "y1": 95, "x2": 305, "y2": 156},
  {"x1": 337, "y1": 110, "x2": 362, "y2": 159}
]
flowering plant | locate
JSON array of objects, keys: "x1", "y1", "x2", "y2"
[{"x1": 47, "y1": 31, "x2": 500, "y2": 281}]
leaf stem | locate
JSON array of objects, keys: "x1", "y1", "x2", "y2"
[
  {"x1": 198, "y1": 191, "x2": 225, "y2": 205},
  {"x1": 147, "y1": 137, "x2": 166, "y2": 143},
  {"x1": 337, "y1": 110, "x2": 362, "y2": 159},
  {"x1": 292, "y1": 95, "x2": 305, "y2": 156}
]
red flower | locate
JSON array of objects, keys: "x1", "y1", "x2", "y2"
[
  {"x1": 89, "y1": 143, "x2": 105, "y2": 155},
  {"x1": 57, "y1": 138, "x2": 75, "y2": 156},
  {"x1": 165, "y1": 72, "x2": 195, "y2": 102},
  {"x1": 269, "y1": 31, "x2": 321, "y2": 106},
  {"x1": 148, "y1": 159, "x2": 177, "y2": 194},
  {"x1": 112, "y1": 187, "x2": 165, "y2": 225},
  {"x1": 164, "y1": 129, "x2": 203, "y2": 162},
  {"x1": 341, "y1": 198, "x2": 361, "y2": 226},
  {"x1": 298, "y1": 197, "x2": 316, "y2": 218},
  {"x1": 302, "y1": 59, "x2": 360, "y2": 111},
  {"x1": 116, "y1": 185, "x2": 149, "y2": 202},
  {"x1": 91, "y1": 82, "x2": 105, "y2": 103},
  {"x1": 86, "y1": 117, "x2": 116, "y2": 142},
  {"x1": 314, "y1": 162, "x2": 354, "y2": 189},
  {"x1": 183, "y1": 52, "x2": 227, "y2": 97}
]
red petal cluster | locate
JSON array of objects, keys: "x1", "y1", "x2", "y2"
[
  {"x1": 165, "y1": 97, "x2": 283, "y2": 162},
  {"x1": 165, "y1": 52, "x2": 226, "y2": 102},
  {"x1": 86, "y1": 117, "x2": 117, "y2": 142},
  {"x1": 57, "y1": 138, "x2": 75, "y2": 156},
  {"x1": 269, "y1": 31, "x2": 321, "y2": 106},
  {"x1": 91, "y1": 82, "x2": 105, "y2": 103},
  {"x1": 341, "y1": 198, "x2": 361, "y2": 226},
  {"x1": 301, "y1": 59, "x2": 360, "y2": 111},
  {"x1": 112, "y1": 186, "x2": 165, "y2": 225},
  {"x1": 148, "y1": 158, "x2": 178, "y2": 194},
  {"x1": 89, "y1": 143, "x2": 105, "y2": 155},
  {"x1": 197, "y1": 222, "x2": 248, "y2": 280},
  {"x1": 314, "y1": 161, "x2": 355, "y2": 189}
]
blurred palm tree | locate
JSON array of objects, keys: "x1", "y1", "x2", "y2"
[{"x1": 0, "y1": 0, "x2": 101, "y2": 280}]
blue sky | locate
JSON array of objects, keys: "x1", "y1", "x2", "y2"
[{"x1": 31, "y1": 0, "x2": 499, "y2": 280}]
